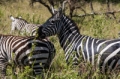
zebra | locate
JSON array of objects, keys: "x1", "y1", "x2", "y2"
[
  {"x1": 0, "y1": 34, "x2": 55, "y2": 79},
  {"x1": 10, "y1": 15, "x2": 41, "y2": 36},
  {"x1": 25, "y1": 24, "x2": 41, "y2": 36},
  {"x1": 10, "y1": 15, "x2": 28, "y2": 34},
  {"x1": 37, "y1": 7, "x2": 120, "y2": 73}
]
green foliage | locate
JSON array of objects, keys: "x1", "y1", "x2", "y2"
[
  {"x1": 0, "y1": 9, "x2": 4, "y2": 18},
  {"x1": 89, "y1": 16, "x2": 107, "y2": 38}
]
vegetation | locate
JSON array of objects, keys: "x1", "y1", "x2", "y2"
[{"x1": 0, "y1": 0, "x2": 120, "y2": 79}]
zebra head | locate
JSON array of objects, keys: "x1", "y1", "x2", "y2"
[{"x1": 38, "y1": 8, "x2": 63, "y2": 38}]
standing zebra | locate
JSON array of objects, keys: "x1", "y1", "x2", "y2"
[
  {"x1": 10, "y1": 15, "x2": 41, "y2": 36},
  {"x1": 38, "y1": 7, "x2": 120, "y2": 72},
  {"x1": 0, "y1": 34, "x2": 55, "y2": 79}
]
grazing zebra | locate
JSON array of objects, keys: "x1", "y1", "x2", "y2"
[
  {"x1": 10, "y1": 15, "x2": 41, "y2": 36},
  {"x1": 0, "y1": 34, "x2": 55, "y2": 79},
  {"x1": 37, "y1": 7, "x2": 120, "y2": 72}
]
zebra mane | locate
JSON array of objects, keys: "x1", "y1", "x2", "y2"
[{"x1": 63, "y1": 13, "x2": 80, "y2": 34}]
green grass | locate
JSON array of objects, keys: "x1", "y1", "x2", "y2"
[{"x1": 1, "y1": 0, "x2": 120, "y2": 79}]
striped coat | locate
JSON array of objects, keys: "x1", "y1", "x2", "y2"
[
  {"x1": 0, "y1": 34, "x2": 55, "y2": 79},
  {"x1": 25, "y1": 24, "x2": 41, "y2": 36},
  {"x1": 10, "y1": 15, "x2": 28, "y2": 34},
  {"x1": 37, "y1": 8, "x2": 120, "y2": 73},
  {"x1": 10, "y1": 15, "x2": 41, "y2": 36}
]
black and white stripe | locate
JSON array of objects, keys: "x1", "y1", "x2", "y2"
[
  {"x1": 10, "y1": 15, "x2": 28, "y2": 34},
  {"x1": 0, "y1": 34, "x2": 55, "y2": 79},
  {"x1": 38, "y1": 8, "x2": 120, "y2": 72},
  {"x1": 25, "y1": 24, "x2": 41, "y2": 36},
  {"x1": 10, "y1": 15, "x2": 41, "y2": 36}
]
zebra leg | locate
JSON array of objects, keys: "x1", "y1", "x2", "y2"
[
  {"x1": 0, "y1": 62, "x2": 7, "y2": 79},
  {"x1": 12, "y1": 63, "x2": 17, "y2": 75},
  {"x1": 11, "y1": 65, "x2": 18, "y2": 79},
  {"x1": 14, "y1": 65, "x2": 24, "y2": 75},
  {"x1": 19, "y1": 66, "x2": 24, "y2": 73}
]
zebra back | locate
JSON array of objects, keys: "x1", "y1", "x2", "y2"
[{"x1": 0, "y1": 34, "x2": 55, "y2": 78}]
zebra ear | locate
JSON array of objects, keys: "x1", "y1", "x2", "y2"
[
  {"x1": 10, "y1": 15, "x2": 15, "y2": 21},
  {"x1": 58, "y1": 0, "x2": 67, "y2": 14},
  {"x1": 51, "y1": 6, "x2": 58, "y2": 14},
  {"x1": 61, "y1": 0, "x2": 67, "y2": 12},
  {"x1": 51, "y1": 6, "x2": 55, "y2": 14}
]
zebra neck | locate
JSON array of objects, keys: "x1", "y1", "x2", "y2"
[
  {"x1": 57, "y1": 15, "x2": 81, "y2": 50},
  {"x1": 58, "y1": 25, "x2": 82, "y2": 52},
  {"x1": 58, "y1": 30, "x2": 84, "y2": 64}
]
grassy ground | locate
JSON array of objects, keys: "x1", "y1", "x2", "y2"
[{"x1": 0, "y1": 0, "x2": 120, "y2": 79}]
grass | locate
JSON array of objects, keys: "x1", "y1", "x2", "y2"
[{"x1": 0, "y1": 0, "x2": 120, "y2": 79}]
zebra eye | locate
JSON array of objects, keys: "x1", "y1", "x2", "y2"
[
  {"x1": 50, "y1": 19, "x2": 55, "y2": 23},
  {"x1": 51, "y1": 20, "x2": 54, "y2": 23}
]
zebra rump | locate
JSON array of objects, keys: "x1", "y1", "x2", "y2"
[{"x1": 0, "y1": 34, "x2": 55, "y2": 78}]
